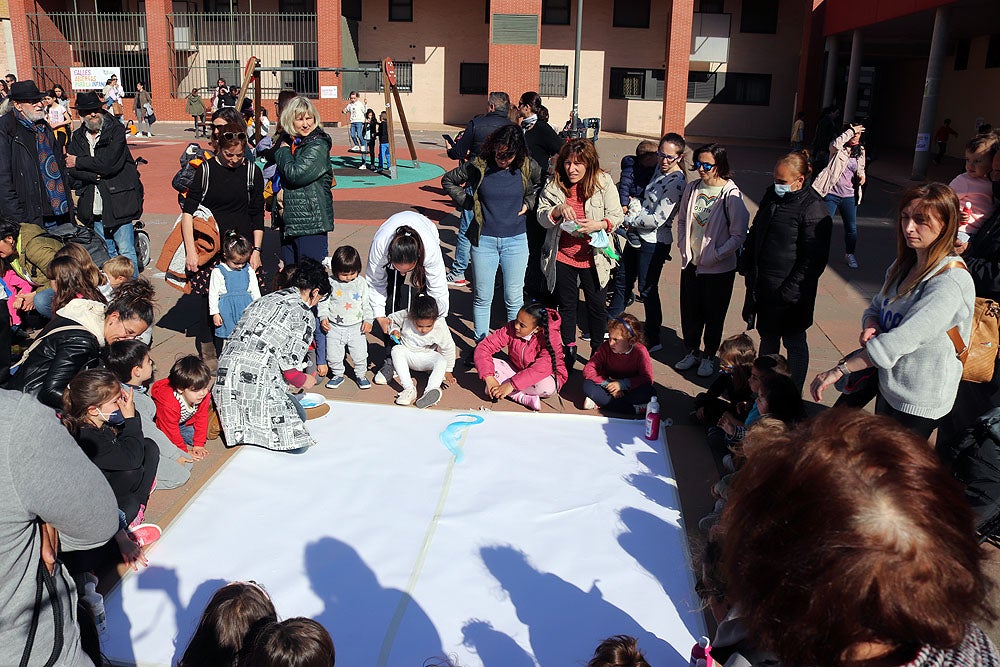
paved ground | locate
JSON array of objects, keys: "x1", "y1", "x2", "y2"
[{"x1": 118, "y1": 120, "x2": 1000, "y2": 642}]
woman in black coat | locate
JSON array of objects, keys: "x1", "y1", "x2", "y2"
[{"x1": 742, "y1": 151, "x2": 832, "y2": 391}]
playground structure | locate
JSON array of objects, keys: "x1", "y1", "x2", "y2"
[{"x1": 235, "y1": 57, "x2": 419, "y2": 180}]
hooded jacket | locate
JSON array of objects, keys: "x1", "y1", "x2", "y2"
[
  {"x1": 474, "y1": 308, "x2": 568, "y2": 391},
  {"x1": 12, "y1": 222, "x2": 62, "y2": 289},
  {"x1": 676, "y1": 178, "x2": 750, "y2": 275},
  {"x1": 274, "y1": 128, "x2": 335, "y2": 238},
  {"x1": 8, "y1": 298, "x2": 106, "y2": 409}
]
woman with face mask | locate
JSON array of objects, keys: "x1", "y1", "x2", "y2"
[{"x1": 741, "y1": 151, "x2": 833, "y2": 392}]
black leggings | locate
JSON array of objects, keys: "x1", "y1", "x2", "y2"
[
  {"x1": 875, "y1": 393, "x2": 938, "y2": 440},
  {"x1": 679, "y1": 264, "x2": 736, "y2": 358},
  {"x1": 555, "y1": 261, "x2": 607, "y2": 353}
]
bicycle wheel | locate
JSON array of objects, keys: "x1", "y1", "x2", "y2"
[{"x1": 135, "y1": 229, "x2": 152, "y2": 273}]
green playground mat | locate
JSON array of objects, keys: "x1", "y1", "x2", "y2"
[{"x1": 330, "y1": 156, "x2": 445, "y2": 189}]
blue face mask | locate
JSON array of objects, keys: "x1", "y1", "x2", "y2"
[
  {"x1": 102, "y1": 409, "x2": 126, "y2": 425},
  {"x1": 774, "y1": 183, "x2": 792, "y2": 197}
]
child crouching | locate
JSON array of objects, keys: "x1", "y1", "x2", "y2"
[
  {"x1": 374, "y1": 294, "x2": 456, "y2": 409},
  {"x1": 151, "y1": 355, "x2": 213, "y2": 460},
  {"x1": 582, "y1": 313, "x2": 654, "y2": 415}
]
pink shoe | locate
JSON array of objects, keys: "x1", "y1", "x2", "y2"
[
  {"x1": 130, "y1": 523, "x2": 162, "y2": 548},
  {"x1": 129, "y1": 505, "x2": 146, "y2": 529}
]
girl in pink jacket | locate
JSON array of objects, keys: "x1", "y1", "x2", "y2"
[
  {"x1": 2, "y1": 268, "x2": 33, "y2": 327},
  {"x1": 474, "y1": 303, "x2": 567, "y2": 411}
]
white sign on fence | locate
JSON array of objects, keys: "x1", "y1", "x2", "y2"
[
  {"x1": 70, "y1": 67, "x2": 121, "y2": 91},
  {"x1": 320, "y1": 85, "x2": 338, "y2": 99}
]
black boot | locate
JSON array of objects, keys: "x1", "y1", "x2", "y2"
[{"x1": 563, "y1": 343, "x2": 577, "y2": 371}]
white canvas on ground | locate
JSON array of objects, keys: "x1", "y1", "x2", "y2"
[{"x1": 102, "y1": 401, "x2": 704, "y2": 667}]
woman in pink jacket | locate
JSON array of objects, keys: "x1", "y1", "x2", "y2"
[
  {"x1": 674, "y1": 143, "x2": 751, "y2": 378},
  {"x1": 474, "y1": 303, "x2": 567, "y2": 411}
]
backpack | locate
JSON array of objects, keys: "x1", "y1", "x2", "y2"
[
  {"x1": 43, "y1": 223, "x2": 110, "y2": 267},
  {"x1": 937, "y1": 407, "x2": 1000, "y2": 545},
  {"x1": 172, "y1": 143, "x2": 212, "y2": 194}
]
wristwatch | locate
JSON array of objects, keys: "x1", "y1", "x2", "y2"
[
  {"x1": 835, "y1": 362, "x2": 850, "y2": 377},
  {"x1": 252, "y1": 246, "x2": 262, "y2": 253}
]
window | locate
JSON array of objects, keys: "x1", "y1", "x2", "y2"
[
  {"x1": 542, "y1": 0, "x2": 570, "y2": 25},
  {"x1": 279, "y1": 0, "x2": 314, "y2": 13},
  {"x1": 279, "y1": 59, "x2": 318, "y2": 97},
  {"x1": 203, "y1": 0, "x2": 236, "y2": 12},
  {"x1": 609, "y1": 67, "x2": 664, "y2": 100},
  {"x1": 389, "y1": 0, "x2": 412, "y2": 22},
  {"x1": 700, "y1": 0, "x2": 724, "y2": 12},
  {"x1": 539, "y1": 65, "x2": 568, "y2": 97},
  {"x1": 460, "y1": 63, "x2": 488, "y2": 95},
  {"x1": 954, "y1": 38, "x2": 970, "y2": 70},
  {"x1": 342, "y1": 0, "x2": 361, "y2": 20},
  {"x1": 740, "y1": 0, "x2": 778, "y2": 34},
  {"x1": 687, "y1": 71, "x2": 771, "y2": 105},
  {"x1": 95, "y1": 0, "x2": 123, "y2": 12},
  {"x1": 355, "y1": 60, "x2": 413, "y2": 93},
  {"x1": 613, "y1": 0, "x2": 650, "y2": 28},
  {"x1": 207, "y1": 60, "x2": 241, "y2": 90},
  {"x1": 987, "y1": 35, "x2": 1000, "y2": 69}
]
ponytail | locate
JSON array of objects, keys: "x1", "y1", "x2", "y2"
[{"x1": 387, "y1": 225, "x2": 427, "y2": 293}]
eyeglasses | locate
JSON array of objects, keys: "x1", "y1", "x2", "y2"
[
  {"x1": 656, "y1": 151, "x2": 682, "y2": 162},
  {"x1": 694, "y1": 161, "x2": 716, "y2": 171},
  {"x1": 219, "y1": 131, "x2": 247, "y2": 140}
]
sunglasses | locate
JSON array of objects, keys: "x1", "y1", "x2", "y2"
[
  {"x1": 219, "y1": 131, "x2": 247, "y2": 140},
  {"x1": 694, "y1": 161, "x2": 716, "y2": 171},
  {"x1": 656, "y1": 151, "x2": 682, "y2": 162}
]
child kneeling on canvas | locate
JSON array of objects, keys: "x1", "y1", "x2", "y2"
[
  {"x1": 473, "y1": 303, "x2": 567, "y2": 411},
  {"x1": 582, "y1": 312, "x2": 654, "y2": 415},
  {"x1": 151, "y1": 355, "x2": 213, "y2": 460},
  {"x1": 374, "y1": 294, "x2": 456, "y2": 409}
]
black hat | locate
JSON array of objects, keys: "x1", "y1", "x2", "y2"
[
  {"x1": 72, "y1": 92, "x2": 104, "y2": 113},
  {"x1": 8, "y1": 80, "x2": 44, "y2": 103}
]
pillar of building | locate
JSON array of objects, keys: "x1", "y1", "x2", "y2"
[
  {"x1": 144, "y1": 0, "x2": 185, "y2": 120},
  {"x1": 661, "y1": 0, "x2": 694, "y2": 136},
  {"x1": 793, "y1": 0, "x2": 827, "y2": 130},
  {"x1": 842, "y1": 29, "x2": 863, "y2": 122},
  {"x1": 316, "y1": 0, "x2": 342, "y2": 123},
  {"x1": 488, "y1": 0, "x2": 542, "y2": 104},
  {"x1": 911, "y1": 6, "x2": 949, "y2": 180},
  {"x1": 821, "y1": 35, "x2": 838, "y2": 109},
  {"x1": 8, "y1": 0, "x2": 32, "y2": 80}
]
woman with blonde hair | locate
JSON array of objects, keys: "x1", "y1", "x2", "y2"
[
  {"x1": 811, "y1": 183, "x2": 975, "y2": 438},
  {"x1": 536, "y1": 138, "x2": 624, "y2": 368},
  {"x1": 274, "y1": 96, "x2": 334, "y2": 265}
]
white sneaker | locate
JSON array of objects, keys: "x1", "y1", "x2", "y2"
[
  {"x1": 583, "y1": 397, "x2": 597, "y2": 410},
  {"x1": 373, "y1": 360, "x2": 394, "y2": 385},
  {"x1": 395, "y1": 386, "x2": 417, "y2": 406},
  {"x1": 674, "y1": 352, "x2": 699, "y2": 371},
  {"x1": 697, "y1": 357, "x2": 715, "y2": 377},
  {"x1": 846, "y1": 253, "x2": 859, "y2": 269}
]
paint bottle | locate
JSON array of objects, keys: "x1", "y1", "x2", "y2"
[
  {"x1": 82, "y1": 581, "x2": 107, "y2": 634},
  {"x1": 644, "y1": 395, "x2": 660, "y2": 441}
]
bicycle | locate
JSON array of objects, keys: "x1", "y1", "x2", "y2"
[{"x1": 133, "y1": 157, "x2": 152, "y2": 272}]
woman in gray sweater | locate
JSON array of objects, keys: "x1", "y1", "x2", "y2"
[{"x1": 811, "y1": 182, "x2": 975, "y2": 438}]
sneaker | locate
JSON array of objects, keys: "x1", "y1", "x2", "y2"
[
  {"x1": 846, "y1": 253, "x2": 859, "y2": 269},
  {"x1": 325, "y1": 375, "x2": 345, "y2": 389},
  {"x1": 697, "y1": 357, "x2": 715, "y2": 377},
  {"x1": 647, "y1": 342, "x2": 663, "y2": 353},
  {"x1": 580, "y1": 332, "x2": 591, "y2": 342},
  {"x1": 674, "y1": 352, "x2": 699, "y2": 371},
  {"x1": 356, "y1": 375, "x2": 372, "y2": 390},
  {"x1": 583, "y1": 397, "x2": 598, "y2": 410},
  {"x1": 446, "y1": 271, "x2": 468, "y2": 287},
  {"x1": 373, "y1": 360, "x2": 394, "y2": 385},
  {"x1": 415, "y1": 387, "x2": 442, "y2": 409},
  {"x1": 395, "y1": 386, "x2": 417, "y2": 406},
  {"x1": 130, "y1": 523, "x2": 162, "y2": 547}
]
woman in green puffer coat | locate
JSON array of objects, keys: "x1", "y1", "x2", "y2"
[{"x1": 274, "y1": 96, "x2": 334, "y2": 265}]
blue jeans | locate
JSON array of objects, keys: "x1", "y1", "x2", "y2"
[
  {"x1": 94, "y1": 219, "x2": 139, "y2": 278},
  {"x1": 378, "y1": 143, "x2": 391, "y2": 170},
  {"x1": 179, "y1": 423, "x2": 194, "y2": 448},
  {"x1": 451, "y1": 188, "x2": 474, "y2": 276},
  {"x1": 350, "y1": 122, "x2": 364, "y2": 148},
  {"x1": 470, "y1": 233, "x2": 528, "y2": 340},
  {"x1": 607, "y1": 239, "x2": 670, "y2": 346},
  {"x1": 824, "y1": 193, "x2": 857, "y2": 254},
  {"x1": 34, "y1": 287, "x2": 55, "y2": 320}
]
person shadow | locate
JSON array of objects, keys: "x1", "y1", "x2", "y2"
[
  {"x1": 479, "y1": 544, "x2": 687, "y2": 667},
  {"x1": 460, "y1": 619, "x2": 535, "y2": 667},
  {"x1": 305, "y1": 537, "x2": 444, "y2": 666}
]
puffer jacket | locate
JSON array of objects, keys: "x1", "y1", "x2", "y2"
[
  {"x1": 617, "y1": 154, "x2": 656, "y2": 207},
  {"x1": 536, "y1": 171, "x2": 625, "y2": 290},
  {"x1": 8, "y1": 298, "x2": 106, "y2": 409},
  {"x1": 440, "y1": 156, "x2": 542, "y2": 247},
  {"x1": 474, "y1": 307, "x2": 568, "y2": 390},
  {"x1": 741, "y1": 185, "x2": 832, "y2": 335},
  {"x1": 274, "y1": 128, "x2": 334, "y2": 238},
  {"x1": 13, "y1": 222, "x2": 62, "y2": 289}
]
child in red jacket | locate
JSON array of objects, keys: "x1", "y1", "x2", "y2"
[
  {"x1": 583, "y1": 312, "x2": 655, "y2": 415},
  {"x1": 151, "y1": 355, "x2": 213, "y2": 460},
  {"x1": 474, "y1": 303, "x2": 567, "y2": 411}
]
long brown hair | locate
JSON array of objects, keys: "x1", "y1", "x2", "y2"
[
  {"x1": 885, "y1": 182, "x2": 960, "y2": 299},
  {"x1": 60, "y1": 368, "x2": 120, "y2": 435},
  {"x1": 48, "y1": 256, "x2": 107, "y2": 313},
  {"x1": 54, "y1": 242, "x2": 105, "y2": 288},
  {"x1": 552, "y1": 138, "x2": 602, "y2": 201}
]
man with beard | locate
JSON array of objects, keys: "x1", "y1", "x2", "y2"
[
  {"x1": 0, "y1": 80, "x2": 74, "y2": 230},
  {"x1": 67, "y1": 91, "x2": 143, "y2": 276}
]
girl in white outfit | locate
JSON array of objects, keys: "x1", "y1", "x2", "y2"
[{"x1": 374, "y1": 294, "x2": 456, "y2": 409}]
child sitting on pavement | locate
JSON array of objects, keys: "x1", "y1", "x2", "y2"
[{"x1": 151, "y1": 355, "x2": 213, "y2": 460}]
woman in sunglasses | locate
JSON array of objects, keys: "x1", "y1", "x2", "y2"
[
  {"x1": 608, "y1": 132, "x2": 688, "y2": 352},
  {"x1": 674, "y1": 143, "x2": 751, "y2": 378},
  {"x1": 442, "y1": 124, "x2": 542, "y2": 343},
  {"x1": 274, "y1": 95, "x2": 334, "y2": 265}
]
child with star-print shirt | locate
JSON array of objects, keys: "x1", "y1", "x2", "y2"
[{"x1": 318, "y1": 245, "x2": 375, "y2": 389}]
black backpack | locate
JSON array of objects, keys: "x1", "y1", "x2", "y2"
[
  {"x1": 172, "y1": 143, "x2": 211, "y2": 194},
  {"x1": 937, "y1": 407, "x2": 1000, "y2": 545},
  {"x1": 43, "y1": 223, "x2": 111, "y2": 267}
]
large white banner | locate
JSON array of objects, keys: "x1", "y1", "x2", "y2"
[
  {"x1": 71, "y1": 67, "x2": 121, "y2": 91},
  {"x1": 102, "y1": 402, "x2": 703, "y2": 666}
]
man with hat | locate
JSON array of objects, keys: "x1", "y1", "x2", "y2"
[
  {"x1": 66, "y1": 91, "x2": 142, "y2": 277},
  {"x1": 0, "y1": 80, "x2": 74, "y2": 231}
]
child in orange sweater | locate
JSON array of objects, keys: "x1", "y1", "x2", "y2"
[{"x1": 151, "y1": 355, "x2": 213, "y2": 460}]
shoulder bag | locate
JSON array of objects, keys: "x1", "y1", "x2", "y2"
[{"x1": 934, "y1": 261, "x2": 1000, "y2": 383}]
